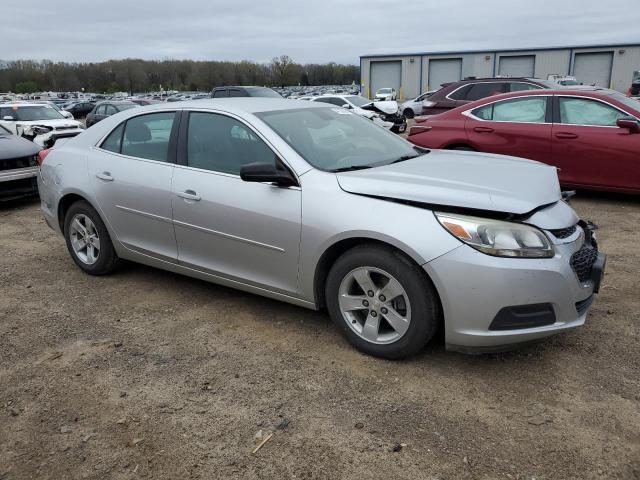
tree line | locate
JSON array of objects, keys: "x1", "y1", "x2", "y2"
[{"x1": 0, "y1": 55, "x2": 360, "y2": 94}]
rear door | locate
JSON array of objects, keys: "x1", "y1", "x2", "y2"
[
  {"x1": 465, "y1": 95, "x2": 552, "y2": 162},
  {"x1": 171, "y1": 110, "x2": 301, "y2": 294},
  {"x1": 88, "y1": 111, "x2": 179, "y2": 261},
  {"x1": 551, "y1": 95, "x2": 639, "y2": 190}
]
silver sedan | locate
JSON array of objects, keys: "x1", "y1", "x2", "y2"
[{"x1": 37, "y1": 99, "x2": 605, "y2": 358}]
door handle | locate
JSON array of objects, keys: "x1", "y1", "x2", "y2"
[
  {"x1": 177, "y1": 190, "x2": 201, "y2": 201},
  {"x1": 96, "y1": 171, "x2": 114, "y2": 181},
  {"x1": 555, "y1": 132, "x2": 578, "y2": 139},
  {"x1": 473, "y1": 126, "x2": 494, "y2": 133}
]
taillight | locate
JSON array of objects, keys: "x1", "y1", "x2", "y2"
[{"x1": 37, "y1": 149, "x2": 51, "y2": 168}]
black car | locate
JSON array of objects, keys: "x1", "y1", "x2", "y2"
[
  {"x1": 64, "y1": 101, "x2": 95, "y2": 118},
  {"x1": 86, "y1": 101, "x2": 138, "y2": 127},
  {"x1": 0, "y1": 125, "x2": 41, "y2": 200},
  {"x1": 210, "y1": 86, "x2": 281, "y2": 98}
]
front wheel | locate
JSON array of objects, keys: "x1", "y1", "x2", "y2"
[
  {"x1": 325, "y1": 245, "x2": 440, "y2": 359},
  {"x1": 403, "y1": 108, "x2": 415, "y2": 119}
]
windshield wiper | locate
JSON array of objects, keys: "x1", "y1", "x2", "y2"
[
  {"x1": 331, "y1": 165, "x2": 373, "y2": 173},
  {"x1": 388, "y1": 154, "x2": 420, "y2": 165}
]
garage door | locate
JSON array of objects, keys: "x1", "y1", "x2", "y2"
[
  {"x1": 370, "y1": 61, "x2": 401, "y2": 98},
  {"x1": 428, "y1": 58, "x2": 462, "y2": 90},
  {"x1": 572, "y1": 52, "x2": 613, "y2": 88},
  {"x1": 498, "y1": 55, "x2": 535, "y2": 77}
]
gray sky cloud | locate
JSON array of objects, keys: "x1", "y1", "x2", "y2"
[{"x1": 3, "y1": 0, "x2": 637, "y2": 64}]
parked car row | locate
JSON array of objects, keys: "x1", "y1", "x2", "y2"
[{"x1": 408, "y1": 87, "x2": 640, "y2": 193}]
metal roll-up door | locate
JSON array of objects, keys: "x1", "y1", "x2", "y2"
[
  {"x1": 370, "y1": 61, "x2": 402, "y2": 98},
  {"x1": 572, "y1": 52, "x2": 613, "y2": 88},
  {"x1": 428, "y1": 58, "x2": 462, "y2": 90},
  {"x1": 498, "y1": 55, "x2": 535, "y2": 77}
]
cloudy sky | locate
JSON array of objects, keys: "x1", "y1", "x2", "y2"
[{"x1": 3, "y1": 0, "x2": 637, "y2": 64}]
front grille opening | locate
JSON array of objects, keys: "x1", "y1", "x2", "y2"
[
  {"x1": 550, "y1": 225, "x2": 577, "y2": 239},
  {"x1": 0, "y1": 155, "x2": 37, "y2": 172},
  {"x1": 571, "y1": 245, "x2": 598, "y2": 282}
]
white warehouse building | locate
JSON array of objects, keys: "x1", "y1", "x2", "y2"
[{"x1": 360, "y1": 43, "x2": 640, "y2": 100}]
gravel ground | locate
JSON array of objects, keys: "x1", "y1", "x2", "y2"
[{"x1": 0, "y1": 193, "x2": 639, "y2": 480}]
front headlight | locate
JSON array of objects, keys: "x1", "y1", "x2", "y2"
[{"x1": 435, "y1": 213, "x2": 554, "y2": 258}]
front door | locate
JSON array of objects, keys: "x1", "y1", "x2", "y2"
[
  {"x1": 88, "y1": 111, "x2": 179, "y2": 261},
  {"x1": 551, "y1": 96, "x2": 640, "y2": 190},
  {"x1": 171, "y1": 110, "x2": 301, "y2": 294}
]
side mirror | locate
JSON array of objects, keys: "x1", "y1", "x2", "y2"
[
  {"x1": 240, "y1": 162, "x2": 297, "y2": 187},
  {"x1": 617, "y1": 116, "x2": 640, "y2": 133},
  {"x1": 341, "y1": 103, "x2": 352, "y2": 109},
  {"x1": 2, "y1": 115, "x2": 14, "y2": 121},
  {"x1": 62, "y1": 110, "x2": 73, "y2": 119}
]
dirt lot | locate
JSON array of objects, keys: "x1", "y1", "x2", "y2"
[{"x1": 0, "y1": 193, "x2": 639, "y2": 480}]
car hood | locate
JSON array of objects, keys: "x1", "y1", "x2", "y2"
[
  {"x1": 15, "y1": 118, "x2": 82, "y2": 128},
  {"x1": 335, "y1": 149, "x2": 561, "y2": 215},
  {"x1": 0, "y1": 134, "x2": 41, "y2": 160}
]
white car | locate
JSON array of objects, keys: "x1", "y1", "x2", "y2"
[
  {"x1": 375, "y1": 88, "x2": 397, "y2": 101},
  {"x1": 400, "y1": 91, "x2": 436, "y2": 119},
  {"x1": 0, "y1": 103, "x2": 84, "y2": 147},
  {"x1": 310, "y1": 94, "x2": 407, "y2": 133}
]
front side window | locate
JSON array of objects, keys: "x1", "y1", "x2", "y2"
[
  {"x1": 106, "y1": 105, "x2": 118, "y2": 116},
  {"x1": 465, "y1": 83, "x2": 507, "y2": 101},
  {"x1": 559, "y1": 97, "x2": 626, "y2": 126},
  {"x1": 472, "y1": 97, "x2": 547, "y2": 123},
  {"x1": 228, "y1": 89, "x2": 245, "y2": 98},
  {"x1": 96, "y1": 105, "x2": 106, "y2": 115},
  {"x1": 212, "y1": 90, "x2": 228, "y2": 98},
  {"x1": 121, "y1": 112, "x2": 175, "y2": 161},
  {"x1": 186, "y1": 112, "x2": 276, "y2": 175}
]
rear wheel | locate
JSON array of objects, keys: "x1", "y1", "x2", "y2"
[
  {"x1": 63, "y1": 201, "x2": 120, "y2": 275},
  {"x1": 448, "y1": 144, "x2": 475, "y2": 151},
  {"x1": 325, "y1": 245, "x2": 440, "y2": 359}
]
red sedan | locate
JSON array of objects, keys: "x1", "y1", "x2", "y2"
[{"x1": 407, "y1": 88, "x2": 640, "y2": 193}]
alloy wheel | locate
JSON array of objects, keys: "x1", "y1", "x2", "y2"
[{"x1": 69, "y1": 213, "x2": 100, "y2": 265}]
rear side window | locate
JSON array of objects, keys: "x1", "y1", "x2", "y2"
[
  {"x1": 186, "y1": 112, "x2": 276, "y2": 175},
  {"x1": 558, "y1": 97, "x2": 625, "y2": 126},
  {"x1": 472, "y1": 97, "x2": 547, "y2": 123},
  {"x1": 465, "y1": 83, "x2": 507, "y2": 101},
  {"x1": 509, "y1": 83, "x2": 542, "y2": 92},
  {"x1": 120, "y1": 112, "x2": 175, "y2": 161},
  {"x1": 100, "y1": 123, "x2": 124, "y2": 153},
  {"x1": 96, "y1": 105, "x2": 106, "y2": 115}
]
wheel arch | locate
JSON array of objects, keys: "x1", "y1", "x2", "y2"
[
  {"x1": 57, "y1": 191, "x2": 102, "y2": 232},
  {"x1": 444, "y1": 143, "x2": 476, "y2": 151},
  {"x1": 312, "y1": 236, "x2": 439, "y2": 310}
]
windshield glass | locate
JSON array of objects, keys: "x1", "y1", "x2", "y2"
[
  {"x1": 257, "y1": 107, "x2": 422, "y2": 172},
  {"x1": 607, "y1": 91, "x2": 640, "y2": 114},
  {"x1": 378, "y1": 88, "x2": 391, "y2": 94},
  {"x1": 0, "y1": 105, "x2": 65, "y2": 121},
  {"x1": 0, "y1": 124, "x2": 10, "y2": 135},
  {"x1": 115, "y1": 103, "x2": 138, "y2": 112},
  {"x1": 345, "y1": 95, "x2": 371, "y2": 107}
]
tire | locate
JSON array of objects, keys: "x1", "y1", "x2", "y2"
[
  {"x1": 403, "y1": 108, "x2": 415, "y2": 119},
  {"x1": 448, "y1": 145, "x2": 475, "y2": 151},
  {"x1": 63, "y1": 200, "x2": 120, "y2": 275},
  {"x1": 325, "y1": 244, "x2": 440, "y2": 359}
]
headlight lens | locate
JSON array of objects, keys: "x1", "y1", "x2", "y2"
[{"x1": 435, "y1": 212, "x2": 554, "y2": 258}]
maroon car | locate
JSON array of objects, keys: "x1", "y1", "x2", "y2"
[
  {"x1": 408, "y1": 87, "x2": 640, "y2": 193},
  {"x1": 421, "y1": 77, "x2": 553, "y2": 116}
]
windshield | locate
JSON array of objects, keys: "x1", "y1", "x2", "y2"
[
  {"x1": 257, "y1": 107, "x2": 422, "y2": 172},
  {"x1": 607, "y1": 91, "x2": 640, "y2": 114},
  {"x1": 0, "y1": 105, "x2": 65, "y2": 121},
  {"x1": 0, "y1": 124, "x2": 10, "y2": 135},
  {"x1": 345, "y1": 95, "x2": 371, "y2": 107},
  {"x1": 559, "y1": 80, "x2": 579, "y2": 86},
  {"x1": 115, "y1": 103, "x2": 138, "y2": 112},
  {"x1": 377, "y1": 88, "x2": 391, "y2": 94}
]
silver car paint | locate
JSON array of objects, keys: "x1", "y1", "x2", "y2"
[{"x1": 38, "y1": 98, "x2": 597, "y2": 349}]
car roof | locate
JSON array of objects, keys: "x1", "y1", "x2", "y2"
[
  {"x1": 96, "y1": 100, "x2": 136, "y2": 105},
  {"x1": 0, "y1": 102, "x2": 50, "y2": 107},
  {"x1": 138, "y1": 98, "x2": 330, "y2": 114}
]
